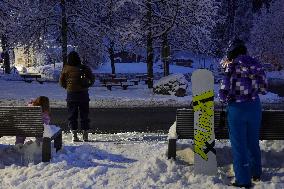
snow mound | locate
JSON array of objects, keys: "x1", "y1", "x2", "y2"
[
  {"x1": 27, "y1": 63, "x2": 63, "y2": 81},
  {"x1": 43, "y1": 124, "x2": 61, "y2": 138},
  {"x1": 266, "y1": 70, "x2": 284, "y2": 79},
  {"x1": 153, "y1": 73, "x2": 189, "y2": 97},
  {"x1": 168, "y1": 121, "x2": 177, "y2": 139},
  {"x1": 0, "y1": 70, "x2": 23, "y2": 81}
]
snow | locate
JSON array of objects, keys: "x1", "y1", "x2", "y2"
[
  {"x1": 94, "y1": 62, "x2": 195, "y2": 74},
  {"x1": 168, "y1": 122, "x2": 177, "y2": 139},
  {"x1": 0, "y1": 134, "x2": 283, "y2": 189},
  {"x1": 0, "y1": 79, "x2": 193, "y2": 108},
  {"x1": 43, "y1": 124, "x2": 61, "y2": 138},
  {"x1": 0, "y1": 65, "x2": 283, "y2": 188},
  {"x1": 26, "y1": 63, "x2": 63, "y2": 81},
  {"x1": 267, "y1": 70, "x2": 284, "y2": 79},
  {"x1": 153, "y1": 73, "x2": 189, "y2": 96}
]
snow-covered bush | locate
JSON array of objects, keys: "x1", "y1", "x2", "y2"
[
  {"x1": 26, "y1": 63, "x2": 63, "y2": 81},
  {"x1": 153, "y1": 73, "x2": 188, "y2": 97}
]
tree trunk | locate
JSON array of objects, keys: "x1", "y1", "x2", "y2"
[
  {"x1": 228, "y1": 0, "x2": 236, "y2": 39},
  {"x1": 108, "y1": 0, "x2": 115, "y2": 75},
  {"x1": 1, "y1": 34, "x2": 10, "y2": 74},
  {"x1": 109, "y1": 41, "x2": 115, "y2": 74},
  {"x1": 162, "y1": 33, "x2": 170, "y2": 76},
  {"x1": 146, "y1": 0, "x2": 154, "y2": 88},
  {"x1": 61, "y1": 0, "x2": 68, "y2": 66}
]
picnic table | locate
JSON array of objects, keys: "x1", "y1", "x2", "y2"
[
  {"x1": 20, "y1": 73, "x2": 43, "y2": 84},
  {"x1": 100, "y1": 77, "x2": 133, "y2": 90},
  {"x1": 105, "y1": 81, "x2": 133, "y2": 90},
  {"x1": 100, "y1": 77, "x2": 128, "y2": 85},
  {"x1": 135, "y1": 74, "x2": 148, "y2": 81}
]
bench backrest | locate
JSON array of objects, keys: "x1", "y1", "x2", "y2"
[
  {"x1": 0, "y1": 106, "x2": 43, "y2": 137},
  {"x1": 176, "y1": 109, "x2": 284, "y2": 140}
]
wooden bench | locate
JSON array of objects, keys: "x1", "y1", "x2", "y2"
[
  {"x1": 20, "y1": 74, "x2": 43, "y2": 84},
  {"x1": 168, "y1": 109, "x2": 284, "y2": 159},
  {"x1": 129, "y1": 79, "x2": 139, "y2": 85},
  {"x1": 100, "y1": 77, "x2": 127, "y2": 85},
  {"x1": 105, "y1": 83, "x2": 122, "y2": 90},
  {"x1": 121, "y1": 82, "x2": 134, "y2": 90},
  {"x1": 142, "y1": 77, "x2": 153, "y2": 85},
  {"x1": 0, "y1": 106, "x2": 62, "y2": 162},
  {"x1": 135, "y1": 74, "x2": 148, "y2": 82},
  {"x1": 105, "y1": 82, "x2": 133, "y2": 90}
]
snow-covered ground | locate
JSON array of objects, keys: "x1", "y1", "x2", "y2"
[
  {"x1": 0, "y1": 134, "x2": 283, "y2": 189},
  {"x1": 0, "y1": 63, "x2": 284, "y2": 188},
  {"x1": 0, "y1": 76, "x2": 282, "y2": 108},
  {"x1": 0, "y1": 79, "x2": 194, "y2": 108},
  {"x1": 93, "y1": 62, "x2": 196, "y2": 74}
]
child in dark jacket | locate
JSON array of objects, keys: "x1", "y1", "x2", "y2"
[
  {"x1": 15, "y1": 96, "x2": 51, "y2": 145},
  {"x1": 59, "y1": 51, "x2": 95, "y2": 142}
]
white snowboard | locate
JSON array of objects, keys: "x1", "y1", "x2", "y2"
[{"x1": 191, "y1": 69, "x2": 217, "y2": 175}]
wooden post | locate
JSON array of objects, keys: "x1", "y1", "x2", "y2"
[
  {"x1": 168, "y1": 139, "x2": 177, "y2": 159},
  {"x1": 42, "y1": 137, "x2": 51, "y2": 162}
]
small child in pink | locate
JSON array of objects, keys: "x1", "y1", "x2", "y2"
[{"x1": 15, "y1": 96, "x2": 51, "y2": 145}]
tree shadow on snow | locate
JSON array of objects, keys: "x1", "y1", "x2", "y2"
[
  {"x1": 55, "y1": 144, "x2": 137, "y2": 169},
  {"x1": 216, "y1": 146, "x2": 284, "y2": 182},
  {"x1": 0, "y1": 142, "x2": 138, "y2": 170},
  {"x1": 174, "y1": 144, "x2": 284, "y2": 183},
  {"x1": 217, "y1": 146, "x2": 284, "y2": 169}
]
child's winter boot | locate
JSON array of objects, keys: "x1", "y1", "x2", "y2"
[
  {"x1": 72, "y1": 130, "x2": 80, "y2": 142},
  {"x1": 83, "y1": 130, "x2": 88, "y2": 142}
]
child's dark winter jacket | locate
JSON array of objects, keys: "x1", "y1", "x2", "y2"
[
  {"x1": 60, "y1": 64, "x2": 94, "y2": 92},
  {"x1": 60, "y1": 64, "x2": 94, "y2": 102}
]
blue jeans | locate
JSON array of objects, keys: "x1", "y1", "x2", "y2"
[{"x1": 227, "y1": 98, "x2": 262, "y2": 185}]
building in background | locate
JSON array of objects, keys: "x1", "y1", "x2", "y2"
[{"x1": 13, "y1": 47, "x2": 46, "y2": 71}]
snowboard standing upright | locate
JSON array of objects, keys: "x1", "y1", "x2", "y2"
[{"x1": 191, "y1": 69, "x2": 217, "y2": 175}]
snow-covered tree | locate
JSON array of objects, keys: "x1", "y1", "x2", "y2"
[
  {"x1": 128, "y1": 0, "x2": 219, "y2": 87},
  {"x1": 234, "y1": 0, "x2": 254, "y2": 42},
  {"x1": 121, "y1": 0, "x2": 179, "y2": 88},
  {"x1": 211, "y1": 0, "x2": 273, "y2": 58},
  {"x1": 0, "y1": 0, "x2": 14, "y2": 73},
  {"x1": 3, "y1": 0, "x2": 65, "y2": 65},
  {"x1": 3, "y1": 0, "x2": 102, "y2": 67},
  {"x1": 170, "y1": 0, "x2": 219, "y2": 55},
  {"x1": 249, "y1": 0, "x2": 284, "y2": 67}
]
